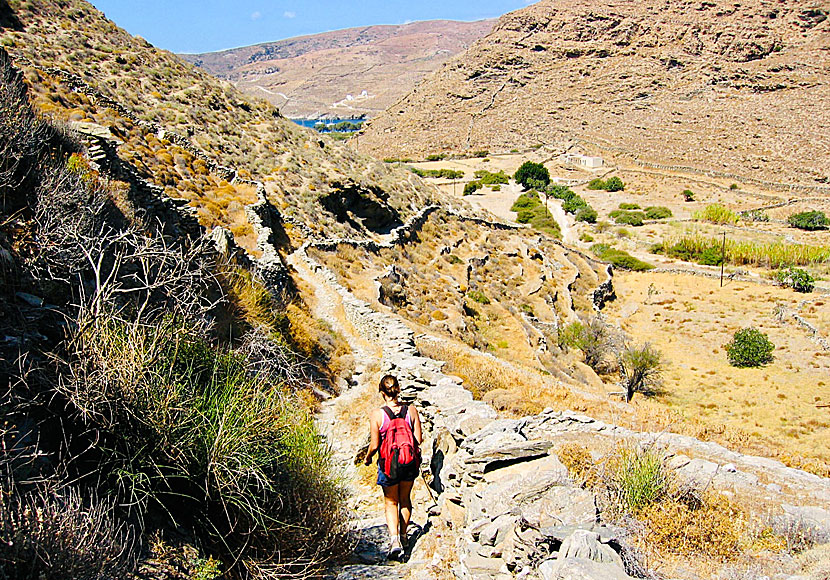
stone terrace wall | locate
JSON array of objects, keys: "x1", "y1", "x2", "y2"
[{"x1": 298, "y1": 242, "x2": 830, "y2": 580}]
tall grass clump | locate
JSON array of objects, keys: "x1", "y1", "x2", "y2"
[
  {"x1": 606, "y1": 446, "x2": 672, "y2": 514},
  {"x1": 693, "y1": 204, "x2": 739, "y2": 224},
  {"x1": 0, "y1": 482, "x2": 136, "y2": 580},
  {"x1": 601, "y1": 445, "x2": 748, "y2": 559},
  {"x1": 60, "y1": 314, "x2": 347, "y2": 576}
]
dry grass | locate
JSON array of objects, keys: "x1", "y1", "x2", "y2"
[
  {"x1": 415, "y1": 336, "x2": 575, "y2": 415},
  {"x1": 603, "y1": 272, "x2": 830, "y2": 469}
]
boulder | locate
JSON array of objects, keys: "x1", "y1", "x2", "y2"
[
  {"x1": 675, "y1": 457, "x2": 719, "y2": 485},
  {"x1": 518, "y1": 484, "x2": 597, "y2": 528},
  {"x1": 465, "y1": 439, "x2": 554, "y2": 472},
  {"x1": 479, "y1": 514, "x2": 519, "y2": 547},
  {"x1": 539, "y1": 557, "x2": 633, "y2": 580},
  {"x1": 558, "y1": 529, "x2": 623, "y2": 568},
  {"x1": 540, "y1": 523, "x2": 624, "y2": 545}
]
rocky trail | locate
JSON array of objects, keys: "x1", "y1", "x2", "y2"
[{"x1": 288, "y1": 228, "x2": 830, "y2": 580}]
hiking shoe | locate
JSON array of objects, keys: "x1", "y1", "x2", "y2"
[{"x1": 388, "y1": 536, "x2": 403, "y2": 561}]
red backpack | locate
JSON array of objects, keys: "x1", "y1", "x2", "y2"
[{"x1": 379, "y1": 405, "x2": 421, "y2": 479}]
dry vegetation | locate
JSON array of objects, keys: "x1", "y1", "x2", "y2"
[
  {"x1": 1, "y1": 0, "x2": 443, "y2": 246},
  {"x1": 556, "y1": 441, "x2": 830, "y2": 578}
]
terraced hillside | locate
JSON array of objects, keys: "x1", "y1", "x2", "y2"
[{"x1": 0, "y1": 0, "x2": 444, "y2": 249}]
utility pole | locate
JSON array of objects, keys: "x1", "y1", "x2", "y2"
[{"x1": 720, "y1": 231, "x2": 726, "y2": 287}]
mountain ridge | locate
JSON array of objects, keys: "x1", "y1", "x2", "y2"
[{"x1": 181, "y1": 19, "x2": 494, "y2": 119}]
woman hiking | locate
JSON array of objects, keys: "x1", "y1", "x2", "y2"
[{"x1": 364, "y1": 374, "x2": 423, "y2": 561}]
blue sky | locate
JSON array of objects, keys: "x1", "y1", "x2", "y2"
[{"x1": 88, "y1": 1, "x2": 535, "y2": 54}]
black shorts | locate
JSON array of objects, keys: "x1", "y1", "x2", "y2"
[{"x1": 376, "y1": 464, "x2": 417, "y2": 487}]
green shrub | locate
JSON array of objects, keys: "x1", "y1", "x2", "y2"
[
  {"x1": 775, "y1": 267, "x2": 815, "y2": 293},
  {"x1": 491, "y1": 184, "x2": 501, "y2": 192},
  {"x1": 682, "y1": 189, "x2": 695, "y2": 202},
  {"x1": 511, "y1": 192, "x2": 561, "y2": 237},
  {"x1": 411, "y1": 167, "x2": 464, "y2": 179},
  {"x1": 474, "y1": 169, "x2": 509, "y2": 185},
  {"x1": 579, "y1": 232, "x2": 594, "y2": 242},
  {"x1": 788, "y1": 211, "x2": 829, "y2": 231},
  {"x1": 605, "y1": 176, "x2": 625, "y2": 191},
  {"x1": 588, "y1": 176, "x2": 624, "y2": 191},
  {"x1": 575, "y1": 207, "x2": 598, "y2": 223},
  {"x1": 467, "y1": 290, "x2": 490, "y2": 305},
  {"x1": 517, "y1": 209, "x2": 534, "y2": 223},
  {"x1": 547, "y1": 184, "x2": 576, "y2": 200},
  {"x1": 472, "y1": 150, "x2": 489, "y2": 158},
  {"x1": 694, "y1": 204, "x2": 739, "y2": 224},
  {"x1": 463, "y1": 180, "x2": 482, "y2": 195},
  {"x1": 425, "y1": 153, "x2": 446, "y2": 161},
  {"x1": 618, "y1": 343, "x2": 663, "y2": 402},
  {"x1": 562, "y1": 195, "x2": 589, "y2": 214},
  {"x1": 729, "y1": 183, "x2": 739, "y2": 190},
  {"x1": 619, "y1": 203, "x2": 640, "y2": 210},
  {"x1": 529, "y1": 213, "x2": 562, "y2": 238},
  {"x1": 725, "y1": 327, "x2": 775, "y2": 367},
  {"x1": 644, "y1": 206, "x2": 672, "y2": 219},
  {"x1": 698, "y1": 246, "x2": 723, "y2": 266},
  {"x1": 559, "y1": 318, "x2": 612, "y2": 370},
  {"x1": 610, "y1": 210, "x2": 645, "y2": 226},
  {"x1": 514, "y1": 161, "x2": 550, "y2": 190},
  {"x1": 592, "y1": 244, "x2": 653, "y2": 271}
]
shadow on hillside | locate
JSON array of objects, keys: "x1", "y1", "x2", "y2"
[
  {"x1": 0, "y1": 1, "x2": 23, "y2": 31},
  {"x1": 321, "y1": 182, "x2": 403, "y2": 234}
]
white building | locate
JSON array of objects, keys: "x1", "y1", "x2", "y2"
[{"x1": 564, "y1": 153, "x2": 604, "y2": 168}]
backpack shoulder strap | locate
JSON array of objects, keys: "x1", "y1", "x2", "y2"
[
  {"x1": 382, "y1": 406, "x2": 396, "y2": 421},
  {"x1": 397, "y1": 404, "x2": 409, "y2": 420}
]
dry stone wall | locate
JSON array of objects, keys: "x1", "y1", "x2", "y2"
[{"x1": 298, "y1": 241, "x2": 830, "y2": 580}]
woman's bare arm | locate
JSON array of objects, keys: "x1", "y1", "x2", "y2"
[
  {"x1": 364, "y1": 409, "x2": 381, "y2": 465},
  {"x1": 410, "y1": 406, "x2": 423, "y2": 446}
]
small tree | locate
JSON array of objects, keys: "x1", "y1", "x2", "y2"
[
  {"x1": 788, "y1": 211, "x2": 829, "y2": 231},
  {"x1": 617, "y1": 343, "x2": 662, "y2": 402},
  {"x1": 775, "y1": 267, "x2": 815, "y2": 293},
  {"x1": 725, "y1": 327, "x2": 775, "y2": 367},
  {"x1": 514, "y1": 161, "x2": 550, "y2": 190},
  {"x1": 559, "y1": 318, "x2": 612, "y2": 371}
]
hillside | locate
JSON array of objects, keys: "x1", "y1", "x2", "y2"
[
  {"x1": 182, "y1": 19, "x2": 494, "y2": 119},
  {"x1": 2, "y1": 1, "x2": 830, "y2": 579},
  {"x1": 360, "y1": 0, "x2": 830, "y2": 187},
  {"x1": 0, "y1": 0, "x2": 446, "y2": 251}
]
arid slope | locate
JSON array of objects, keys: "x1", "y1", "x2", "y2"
[
  {"x1": 360, "y1": 0, "x2": 830, "y2": 186},
  {"x1": 182, "y1": 20, "x2": 494, "y2": 119}
]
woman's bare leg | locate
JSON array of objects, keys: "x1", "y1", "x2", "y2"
[
  {"x1": 398, "y1": 480, "x2": 414, "y2": 538},
  {"x1": 382, "y1": 484, "x2": 401, "y2": 539}
]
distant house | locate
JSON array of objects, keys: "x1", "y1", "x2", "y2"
[{"x1": 564, "y1": 153, "x2": 603, "y2": 168}]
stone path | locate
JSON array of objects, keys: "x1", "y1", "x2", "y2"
[{"x1": 292, "y1": 230, "x2": 830, "y2": 580}]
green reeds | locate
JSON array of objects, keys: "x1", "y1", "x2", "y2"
[{"x1": 655, "y1": 235, "x2": 830, "y2": 268}]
